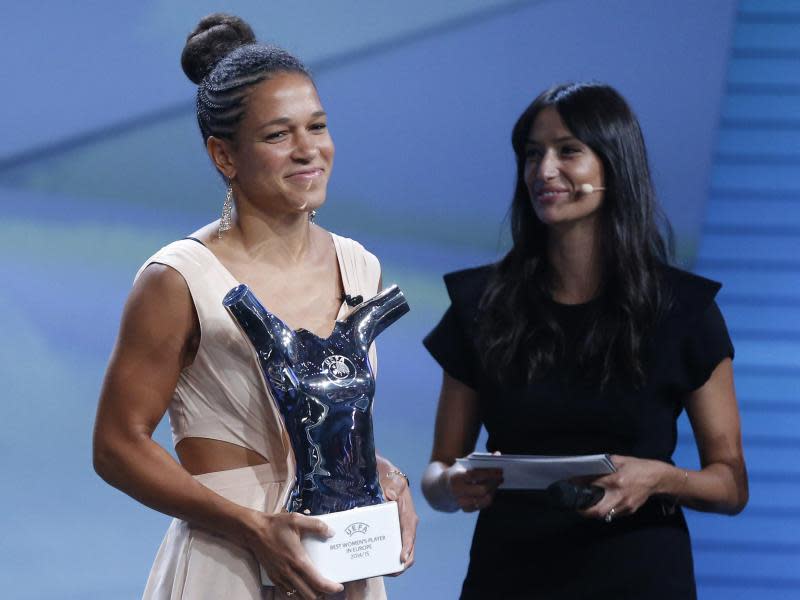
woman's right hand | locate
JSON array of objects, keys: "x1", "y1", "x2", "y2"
[
  {"x1": 241, "y1": 509, "x2": 344, "y2": 599},
  {"x1": 423, "y1": 371, "x2": 499, "y2": 512},
  {"x1": 446, "y1": 465, "x2": 504, "y2": 512}
]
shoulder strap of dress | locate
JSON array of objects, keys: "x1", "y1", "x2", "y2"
[
  {"x1": 139, "y1": 238, "x2": 236, "y2": 279},
  {"x1": 331, "y1": 233, "x2": 381, "y2": 300},
  {"x1": 331, "y1": 233, "x2": 357, "y2": 298}
]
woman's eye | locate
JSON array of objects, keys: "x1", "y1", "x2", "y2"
[
  {"x1": 525, "y1": 148, "x2": 541, "y2": 160},
  {"x1": 265, "y1": 131, "x2": 287, "y2": 142},
  {"x1": 561, "y1": 146, "x2": 581, "y2": 156},
  {"x1": 310, "y1": 122, "x2": 328, "y2": 132}
]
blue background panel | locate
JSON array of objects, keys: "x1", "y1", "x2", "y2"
[{"x1": 5, "y1": 1, "x2": 799, "y2": 598}]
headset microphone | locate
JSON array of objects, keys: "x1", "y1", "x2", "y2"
[{"x1": 579, "y1": 183, "x2": 605, "y2": 194}]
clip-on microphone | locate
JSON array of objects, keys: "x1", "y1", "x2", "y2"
[{"x1": 341, "y1": 294, "x2": 363, "y2": 307}]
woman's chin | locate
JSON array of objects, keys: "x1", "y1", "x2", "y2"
[
  {"x1": 533, "y1": 205, "x2": 562, "y2": 226},
  {"x1": 285, "y1": 190, "x2": 326, "y2": 214}
]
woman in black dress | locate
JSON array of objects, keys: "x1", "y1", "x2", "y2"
[{"x1": 421, "y1": 82, "x2": 748, "y2": 599}]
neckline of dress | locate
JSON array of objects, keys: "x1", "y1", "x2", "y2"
[{"x1": 186, "y1": 233, "x2": 352, "y2": 337}]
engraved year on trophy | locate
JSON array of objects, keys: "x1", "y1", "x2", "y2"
[{"x1": 224, "y1": 284, "x2": 409, "y2": 584}]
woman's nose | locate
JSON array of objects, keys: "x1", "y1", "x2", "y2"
[
  {"x1": 292, "y1": 132, "x2": 318, "y2": 161},
  {"x1": 537, "y1": 151, "x2": 558, "y2": 179}
]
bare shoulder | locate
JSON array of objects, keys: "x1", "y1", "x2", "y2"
[
  {"x1": 96, "y1": 262, "x2": 198, "y2": 438},
  {"x1": 132, "y1": 262, "x2": 192, "y2": 307},
  {"x1": 122, "y1": 263, "x2": 196, "y2": 353}
]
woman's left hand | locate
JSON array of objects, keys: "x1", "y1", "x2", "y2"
[
  {"x1": 580, "y1": 455, "x2": 670, "y2": 522},
  {"x1": 381, "y1": 471, "x2": 419, "y2": 573}
]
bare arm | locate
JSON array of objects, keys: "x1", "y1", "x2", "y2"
[
  {"x1": 677, "y1": 357, "x2": 748, "y2": 513},
  {"x1": 93, "y1": 264, "x2": 243, "y2": 527},
  {"x1": 93, "y1": 264, "x2": 342, "y2": 599},
  {"x1": 583, "y1": 358, "x2": 748, "y2": 520},
  {"x1": 421, "y1": 372, "x2": 503, "y2": 512}
]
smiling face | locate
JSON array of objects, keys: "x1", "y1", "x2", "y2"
[
  {"x1": 213, "y1": 71, "x2": 334, "y2": 217},
  {"x1": 524, "y1": 106, "x2": 605, "y2": 229}
]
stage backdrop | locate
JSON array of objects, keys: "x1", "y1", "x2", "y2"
[{"x1": 9, "y1": 1, "x2": 790, "y2": 599}]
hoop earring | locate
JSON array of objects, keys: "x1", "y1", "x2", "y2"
[
  {"x1": 309, "y1": 210, "x2": 317, "y2": 223},
  {"x1": 218, "y1": 184, "x2": 234, "y2": 239}
]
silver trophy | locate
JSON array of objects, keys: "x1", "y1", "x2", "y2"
[{"x1": 224, "y1": 284, "x2": 409, "y2": 582}]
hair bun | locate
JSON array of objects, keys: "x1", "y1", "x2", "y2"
[{"x1": 181, "y1": 13, "x2": 256, "y2": 84}]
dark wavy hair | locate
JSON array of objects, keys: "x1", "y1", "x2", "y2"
[
  {"x1": 477, "y1": 82, "x2": 673, "y2": 388},
  {"x1": 180, "y1": 13, "x2": 311, "y2": 145}
]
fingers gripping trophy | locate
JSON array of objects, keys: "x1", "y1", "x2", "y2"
[{"x1": 224, "y1": 284, "x2": 409, "y2": 583}]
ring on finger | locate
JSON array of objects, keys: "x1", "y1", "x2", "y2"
[
  {"x1": 604, "y1": 507, "x2": 617, "y2": 523},
  {"x1": 285, "y1": 589, "x2": 298, "y2": 598}
]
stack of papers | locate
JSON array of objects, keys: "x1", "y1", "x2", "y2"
[{"x1": 455, "y1": 452, "x2": 616, "y2": 490}]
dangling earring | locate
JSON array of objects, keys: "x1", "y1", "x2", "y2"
[
  {"x1": 309, "y1": 210, "x2": 317, "y2": 223},
  {"x1": 218, "y1": 183, "x2": 234, "y2": 239}
]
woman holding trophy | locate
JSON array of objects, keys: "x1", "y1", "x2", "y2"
[
  {"x1": 93, "y1": 14, "x2": 417, "y2": 600},
  {"x1": 422, "y1": 82, "x2": 748, "y2": 598}
]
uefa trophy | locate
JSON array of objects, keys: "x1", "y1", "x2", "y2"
[{"x1": 223, "y1": 284, "x2": 409, "y2": 583}]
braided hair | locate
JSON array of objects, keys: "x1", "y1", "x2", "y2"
[{"x1": 181, "y1": 13, "x2": 311, "y2": 144}]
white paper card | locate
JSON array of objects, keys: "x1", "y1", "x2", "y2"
[
  {"x1": 455, "y1": 452, "x2": 616, "y2": 490},
  {"x1": 261, "y1": 501, "x2": 403, "y2": 586}
]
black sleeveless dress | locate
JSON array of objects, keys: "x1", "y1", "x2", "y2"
[{"x1": 423, "y1": 265, "x2": 734, "y2": 600}]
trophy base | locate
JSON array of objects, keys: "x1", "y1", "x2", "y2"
[{"x1": 260, "y1": 501, "x2": 403, "y2": 586}]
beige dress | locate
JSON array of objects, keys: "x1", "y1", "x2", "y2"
[{"x1": 137, "y1": 234, "x2": 386, "y2": 600}]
